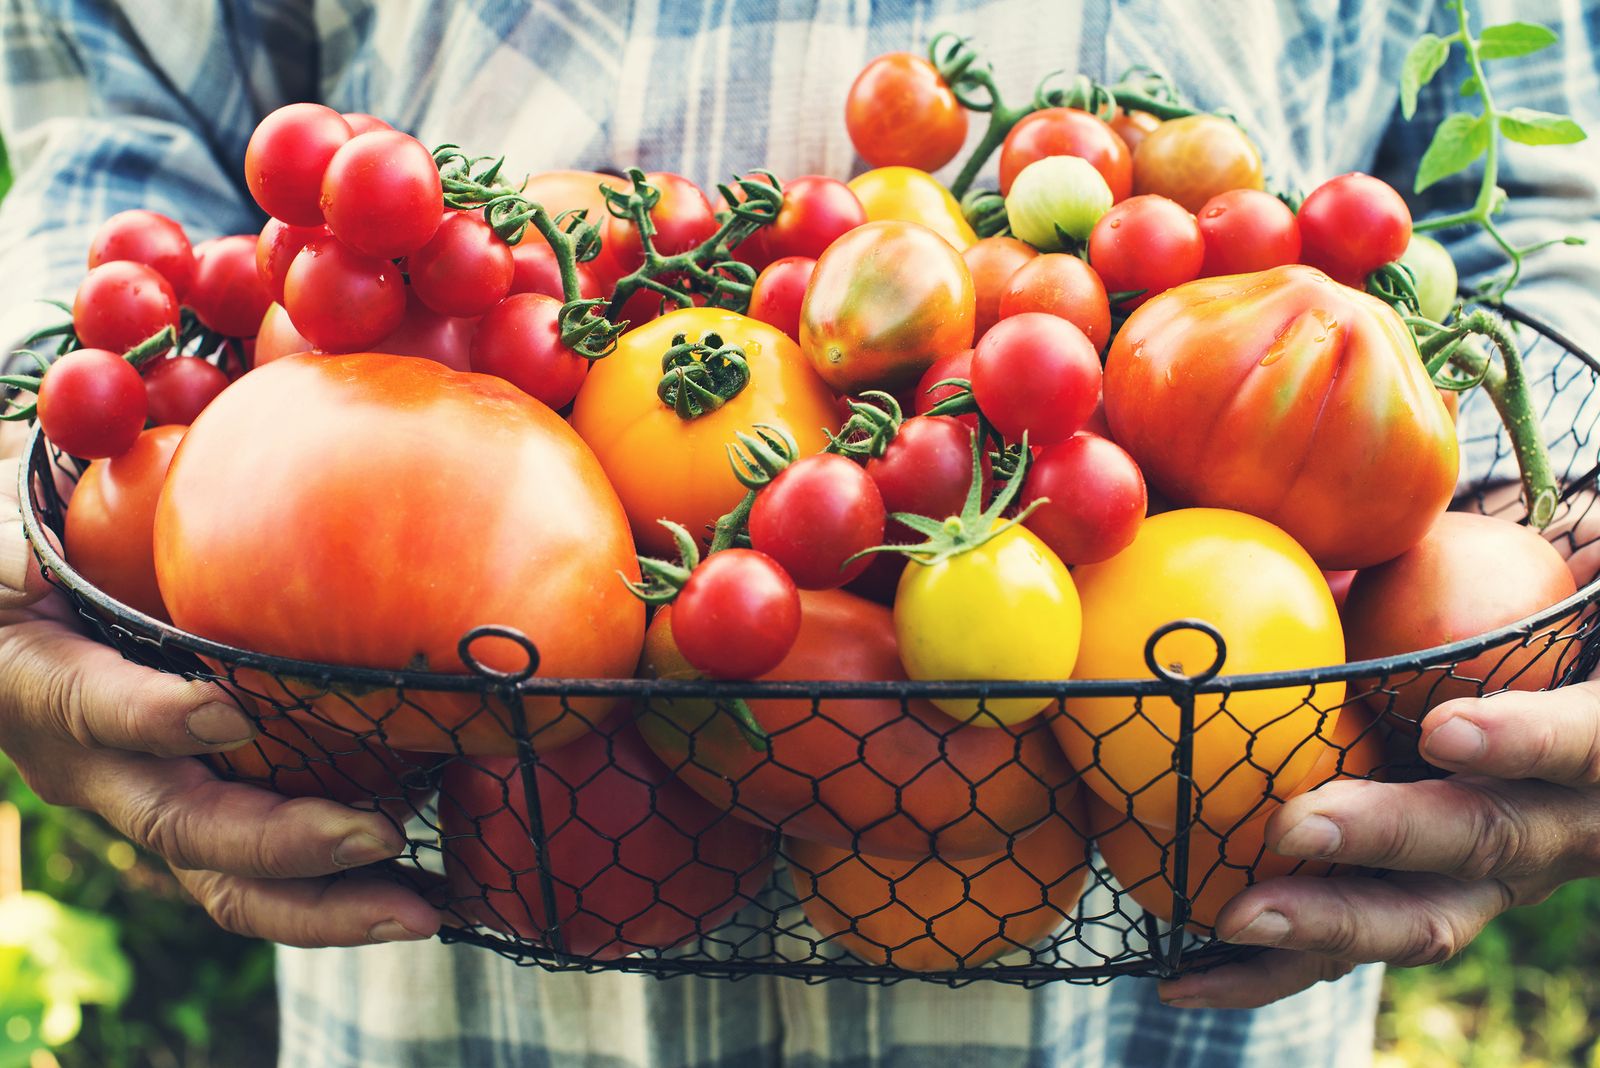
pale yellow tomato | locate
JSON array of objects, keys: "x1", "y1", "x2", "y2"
[{"x1": 848, "y1": 166, "x2": 978, "y2": 250}]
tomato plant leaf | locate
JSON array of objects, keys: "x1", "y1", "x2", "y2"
[
  {"x1": 1400, "y1": 33, "x2": 1450, "y2": 120},
  {"x1": 1499, "y1": 108, "x2": 1588, "y2": 146},
  {"x1": 1459, "y1": 74, "x2": 1480, "y2": 97},
  {"x1": 1415, "y1": 112, "x2": 1490, "y2": 192},
  {"x1": 1477, "y1": 21, "x2": 1558, "y2": 60}
]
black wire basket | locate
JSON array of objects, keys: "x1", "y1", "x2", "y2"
[{"x1": 17, "y1": 304, "x2": 1600, "y2": 986}]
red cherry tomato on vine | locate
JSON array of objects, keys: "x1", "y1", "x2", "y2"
[
  {"x1": 971, "y1": 313, "x2": 1100, "y2": 446},
  {"x1": 962, "y1": 236, "x2": 1037, "y2": 339},
  {"x1": 87, "y1": 210, "x2": 196, "y2": 299},
  {"x1": 603, "y1": 172, "x2": 718, "y2": 275},
  {"x1": 256, "y1": 218, "x2": 327, "y2": 304},
  {"x1": 672, "y1": 549, "x2": 802, "y2": 679},
  {"x1": 866, "y1": 416, "x2": 989, "y2": 535},
  {"x1": 341, "y1": 113, "x2": 392, "y2": 135},
  {"x1": 244, "y1": 103, "x2": 353, "y2": 226},
  {"x1": 38, "y1": 348, "x2": 147, "y2": 459},
  {"x1": 282, "y1": 238, "x2": 406, "y2": 352},
  {"x1": 1197, "y1": 188, "x2": 1301, "y2": 277},
  {"x1": 845, "y1": 54, "x2": 968, "y2": 173},
  {"x1": 747, "y1": 256, "x2": 815, "y2": 342},
  {"x1": 72, "y1": 261, "x2": 179, "y2": 355},
  {"x1": 408, "y1": 212, "x2": 515, "y2": 318},
  {"x1": 739, "y1": 175, "x2": 867, "y2": 268},
  {"x1": 1296, "y1": 173, "x2": 1412, "y2": 287},
  {"x1": 469, "y1": 293, "x2": 589, "y2": 408},
  {"x1": 996, "y1": 254, "x2": 1112, "y2": 352},
  {"x1": 372, "y1": 291, "x2": 476, "y2": 372},
  {"x1": 998, "y1": 108, "x2": 1132, "y2": 200},
  {"x1": 749, "y1": 454, "x2": 887, "y2": 590},
  {"x1": 509, "y1": 240, "x2": 601, "y2": 301},
  {"x1": 913, "y1": 348, "x2": 976, "y2": 429},
  {"x1": 1020, "y1": 433, "x2": 1148, "y2": 565},
  {"x1": 188, "y1": 235, "x2": 273, "y2": 337},
  {"x1": 143, "y1": 355, "x2": 230, "y2": 426},
  {"x1": 1087, "y1": 194, "x2": 1204, "y2": 308},
  {"x1": 319, "y1": 130, "x2": 444, "y2": 258}
]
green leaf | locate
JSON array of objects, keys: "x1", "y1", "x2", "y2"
[
  {"x1": 1499, "y1": 107, "x2": 1588, "y2": 146},
  {"x1": 1415, "y1": 112, "x2": 1491, "y2": 192},
  {"x1": 1400, "y1": 33, "x2": 1450, "y2": 120},
  {"x1": 1477, "y1": 21, "x2": 1558, "y2": 60},
  {"x1": 1459, "y1": 74, "x2": 1480, "y2": 97},
  {"x1": 0, "y1": 892, "x2": 131, "y2": 1009}
]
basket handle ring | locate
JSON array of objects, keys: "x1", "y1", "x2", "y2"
[
  {"x1": 457, "y1": 625, "x2": 541, "y2": 685},
  {"x1": 1143, "y1": 619, "x2": 1228, "y2": 687}
]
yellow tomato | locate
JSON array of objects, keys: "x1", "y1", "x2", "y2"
[
  {"x1": 848, "y1": 166, "x2": 978, "y2": 250},
  {"x1": 1055, "y1": 508, "x2": 1344, "y2": 829},
  {"x1": 570, "y1": 308, "x2": 840, "y2": 557},
  {"x1": 894, "y1": 524, "x2": 1081, "y2": 725}
]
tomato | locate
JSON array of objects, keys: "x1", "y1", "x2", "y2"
[
  {"x1": 1104, "y1": 264, "x2": 1459, "y2": 569},
  {"x1": 996, "y1": 254, "x2": 1112, "y2": 351},
  {"x1": 1399, "y1": 233, "x2": 1458, "y2": 322},
  {"x1": 746, "y1": 256, "x2": 815, "y2": 342},
  {"x1": 1323, "y1": 569, "x2": 1357, "y2": 610},
  {"x1": 339, "y1": 113, "x2": 391, "y2": 135},
  {"x1": 252, "y1": 302, "x2": 313, "y2": 365},
  {"x1": 368, "y1": 290, "x2": 476, "y2": 371},
  {"x1": 282, "y1": 237, "x2": 407, "y2": 353},
  {"x1": 38, "y1": 348, "x2": 147, "y2": 460},
  {"x1": 800, "y1": 221, "x2": 975, "y2": 394},
  {"x1": 1058, "y1": 508, "x2": 1346, "y2": 829},
  {"x1": 142, "y1": 356, "x2": 229, "y2": 426},
  {"x1": 188, "y1": 235, "x2": 272, "y2": 338},
  {"x1": 154, "y1": 353, "x2": 645, "y2": 754},
  {"x1": 1132, "y1": 114, "x2": 1264, "y2": 213},
  {"x1": 1020, "y1": 433, "x2": 1147, "y2": 565},
  {"x1": 970, "y1": 312, "x2": 1100, "y2": 445},
  {"x1": 570, "y1": 307, "x2": 839, "y2": 557},
  {"x1": 509, "y1": 239, "x2": 602, "y2": 301},
  {"x1": 469, "y1": 293, "x2": 587, "y2": 407},
  {"x1": 637, "y1": 589, "x2": 1077, "y2": 859},
  {"x1": 64, "y1": 424, "x2": 185, "y2": 618},
  {"x1": 738, "y1": 175, "x2": 866, "y2": 269},
  {"x1": 244, "y1": 103, "x2": 353, "y2": 225},
  {"x1": 319, "y1": 130, "x2": 443, "y2": 258},
  {"x1": 406, "y1": 212, "x2": 513, "y2": 318},
  {"x1": 749, "y1": 454, "x2": 885, "y2": 590},
  {"x1": 1088, "y1": 195, "x2": 1204, "y2": 308},
  {"x1": 1005, "y1": 156, "x2": 1113, "y2": 250},
  {"x1": 1108, "y1": 109, "x2": 1161, "y2": 156},
  {"x1": 207, "y1": 705, "x2": 437, "y2": 807},
  {"x1": 441, "y1": 717, "x2": 774, "y2": 958},
  {"x1": 998, "y1": 108, "x2": 1132, "y2": 201},
  {"x1": 88, "y1": 210, "x2": 195, "y2": 299},
  {"x1": 913, "y1": 349, "x2": 977, "y2": 428},
  {"x1": 787, "y1": 791, "x2": 1089, "y2": 971},
  {"x1": 866, "y1": 415, "x2": 989, "y2": 541},
  {"x1": 962, "y1": 236, "x2": 1037, "y2": 338},
  {"x1": 519, "y1": 171, "x2": 631, "y2": 286},
  {"x1": 1297, "y1": 173, "x2": 1412, "y2": 287},
  {"x1": 603, "y1": 172, "x2": 718, "y2": 276},
  {"x1": 845, "y1": 53, "x2": 968, "y2": 172},
  {"x1": 1197, "y1": 189, "x2": 1301, "y2": 277},
  {"x1": 256, "y1": 219, "x2": 327, "y2": 304},
  {"x1": 1090, "y1": 705, "x2": 1383, "y2": 932},
  {"x1": 1343, "y1": 512, "x2": 1578, "y2": 728},
  {"x1": 73, "y1": 261, "x2": 179, "y2": 355},
  {"x1": 672, "y1": 549, "x2": 802, "y2": 678},
  {"x1": 846, "y1": 167, "x2": 977, "y2": 250}
]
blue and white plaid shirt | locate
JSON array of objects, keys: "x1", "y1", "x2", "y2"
[{"x1": 2, "y1": 2, "x2": 1597, "y2": 1066}]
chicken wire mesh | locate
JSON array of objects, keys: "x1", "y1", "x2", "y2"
[{"x1": 16, "y1": 304, "x2": 1600, "y2": 985}]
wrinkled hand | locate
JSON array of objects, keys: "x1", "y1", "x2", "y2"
[
  {"x1": 1158, "y1": 682, "x2": 1600, "y2": 1008},
  {"x1": 0, "y1": 456, "x2": 441, "y2": 947}
]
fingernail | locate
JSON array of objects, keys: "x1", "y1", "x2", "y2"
[
  {"x1": 334, "y1": 832, "x2": 400, "y2": 869},
  {"x1": 1424, "y1": 716, "x2": 1486, "y2": 765},
  {"x1": 185, "y1": 702, "x2": 255, "y2": 747},
  {"x1": 368, "y1": 920, "x2": 429, "y2": 943},
  {"x1": 1163, "y1": 996, "x2": 1212, "y2": 1009},
  {"x1": 1229, "y1": 909, "x2": 1291, "y2": 946},
  {"x1": 1277, "y1": 814, "x2": 1342, "y2": 858}
]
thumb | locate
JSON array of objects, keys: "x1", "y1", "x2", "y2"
[{"x1": 0, "y1": 457, "x2": 53, "y2": 610}]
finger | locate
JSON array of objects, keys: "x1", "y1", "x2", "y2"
[
  {"x1": 1158, "y1": 949, "x2": 1354, "y2": 1010},
  {"x1": 1421, "y1": 684, "x2": 1600, "y2": 786},
  {"x1": 0, "y1": 458, "x2": 53, "y2": 610},
  {"x1": 174, "y1": 867, "x2": 444, "y2": 948},
  {"x1": 1264, "y1": 775, "x2": 1595, "y2": 883},
  {"x1": 1210, "y1": 872, "x2": 1510, "y2": 966},
  {"x1": 0, "y1": 617, "x2": 256, "y2": 756}
]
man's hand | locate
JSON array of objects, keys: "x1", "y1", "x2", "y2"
[
  {"x1": 0, "y1": 456, "x2": 442, "y2": 947},
  {"x1": 1157, "y1": 683, "x2": 1600, "y2": 1008}
]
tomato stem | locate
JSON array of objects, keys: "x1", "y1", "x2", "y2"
[
  {"x1": 822, "y1": 390, "x2": 904, "y2": 460},
  {"x1": 657, "y1": 334, "x2": 752, "y2": 419}
]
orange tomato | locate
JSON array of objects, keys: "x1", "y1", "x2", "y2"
[
  {"x1": 1109, "y1": 109, "x2": 1162, "y2": 156},
  {"x1": 1132, "y1": 115, "x2": 1264, "y2": 213},
  {"x1": 962, "y1": 236, "x2": 1038, "y2": 339}
]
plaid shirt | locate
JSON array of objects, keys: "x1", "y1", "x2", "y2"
[{"x1": 2, "y1": 2, "x2": 1597, "y2": 1066}]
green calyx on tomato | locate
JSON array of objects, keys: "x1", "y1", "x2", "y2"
[
  {"x1": 656, "y1": 332, "x2": 753, "y2": 419},
  {"x1": 824, "y1": 390, "x2": 905, "y2": 461}
]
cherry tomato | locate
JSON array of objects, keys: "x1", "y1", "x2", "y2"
[
  {"x1": 1020, "y1": 433, "x2": 1147, "y2": 565},
  {"x1": 1108, "y1": 109, "x2": 1161, "y2": 156},
  {"x1": 603, "y1": 172, "x2": 718, "y2": 275},
  {"x1": 407, "y1": 212, "x2": 514, "y2": 318},
  {"x1": 845, "y1": 53, "x2": 967, "y2": 172},
  {"x1": 469, "y1": 293, "x2": 589, "y2": 408},
  {"x1": 1005, "y1": 156, "x2": 1113, "y2": 249},
  {"x1": 996, "y1": 253, "x2": 1112, "y2": 351},
  {"x1": 282, "y1": 237, "x2": 406, "y2": 352},
  {"x1": 749, "y1": 454, "x2": 886, "y2": 590},
  {"x1": 970, "y1": 313, "x2": 1101, "y2": 445},
  {"x1": 370, "y1": 291, "x2": 476, "y2": 371},
  {"x1": 72, "y1": 261, "x2": 179, "y2": 355},
  {"x1": 340, "y1": 112, "x2": 392, "y2": 135},
  {"x1": 671, "y1": 549, "x2": 802, "y2": 679},
  {"x1": 188, "y1": 235, "x2": 272, "y2": 337},
  {"x1": 244, "y1": 103, "x2": 353, "y2": 225},
  {"x1": 319, "y1": 130, "x2": 444, "y2": 258},
  {"x1": 913, "y1": 348, "x2": 976, "y2": 429},
  {"x1": 962, "y1": 236, "x2": 1037, "y2": 338},
  {"x1": 746, "y1": 256, "x2": 815, "y2": 342},
  {"x1": 998, "y1": 108, "x2": 1131, "y2": 200},
  {"x1": 1297, "y1": 172, "x2": 1413, "y2": 286},
  {"x1": 847, "y1": 167, "x2": 977, "y2": 250},
  {"x1": 509, "y1": 240, "x2": 601, "y2": 300},
  {"x1": 739, "y1": 175, "x2": 867, "y2": 268},
  {"x1": 1323, "y1": 568, "x2": 1356, "y2": 609},
  {"x1": 252, "y1": 302, "x2": 314, "y2": 365},
  {"x1": 866, "y1": 416, "x2": 989, "y2": 537},
  {"x1": 1132, "y1": 114, "x2": 1264, "y2": 213},
  {"x1": 87, "y1": 210, "x2": 195, "y2": 299},
  {"x1": 1400, "y1": 233, "x2": 1459, "y2": 322},
  {"x1": 256, "y1": 218, "x2": 327, "y2": 304},
  {"x1": 1197, "y1": 188, "x2": 1301, "y2": 277},
  {"x1": 143, "y1": 355, "x2": 229, "y2": 426},
  {"x1": 1088, "y1": 194, "x2": 1204, "y2": 308},
  {"x1": 38, "y1": 348, "x2": 147, "y2": 459}
]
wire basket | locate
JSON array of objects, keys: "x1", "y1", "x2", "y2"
[{"x1": 17, "y1": 304, "x2": 1600, "y2": 986}]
